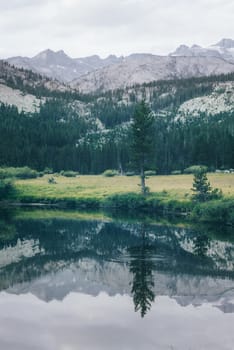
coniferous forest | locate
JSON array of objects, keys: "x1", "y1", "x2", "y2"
[{"x1": 0, "y1": 73, "x2": 234, "y2": 174}]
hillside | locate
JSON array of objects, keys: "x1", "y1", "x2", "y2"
[
  {"x1": 0, "y1": 60, "x2": 82, "y2": 112},
  {"x1": 0, "y1": 61, "x2": 70, "y2": 94}
]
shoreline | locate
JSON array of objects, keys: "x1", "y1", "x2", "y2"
[{"x1": 2, "y1": 192, "x2": 233, "y2": 226}]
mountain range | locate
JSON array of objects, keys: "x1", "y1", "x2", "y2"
[
  {"x1": 0, "y1": 40, "x2": 233, "y2": 175},
  {"x1": 7, "y1": 49, "x2": 121, "y2": 83},
  {"x1": 5, "y1": 38, "x2": 234, "y2": 93}
]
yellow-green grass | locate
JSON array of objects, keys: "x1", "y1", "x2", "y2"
[
  {"x1": 15, "y1": 173, "x2": 234, "y2": 201},
  {"x1": 13, "y1": 208, "x2": 193, "y2": 228},
  {"x1": 14, "y1": 209, "x2": 112, "y2": 222}
]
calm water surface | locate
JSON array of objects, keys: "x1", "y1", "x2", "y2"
[{"x1": 0, "y1": 209, "x2": 233, "y2": 350}]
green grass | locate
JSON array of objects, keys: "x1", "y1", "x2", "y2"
[
  {"x1": 15, "y1": 173, "x2": 234, "y2": 201},
  {"x1": 14, "y1": 209, "x2": 112, "y2": 222},
  {"x1": 9, "y1": 173, "x2": 234, "y2": 225},
  {"x1": 13, "y1": 208, "x2": 195, "y2": 229}
]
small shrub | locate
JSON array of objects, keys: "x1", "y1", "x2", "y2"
[
  {"x1": 209, "y1": 188, "x2": 223, "y2": 200},
  {"x1": 60, "y1": 170, "x2": 79, "y2": 177},
  {"x1": 0, "y1": 167, "x2": 39, "y2": 179},
  {"x1": 171, "y1": 170, "x2": 182, "y2": 175},
  {"x1": 102, "y1": 169, "x2": 118, "y2": 177},
  {"x1": 43, "y1": 167, "x2": 53, "y2": 175},
  {"x1": 191, "y1": 199, "x2": 234, "y2": 225},
  {"x1": 125, "y1": 171, "x2": 135, "y2": 176},
  {"x1": 0, "y1": 180, "x2": 15, "y2": 199},
  {"x1": 48, "y1": 177, "x2": 57, "y2": 184},
  {"x1": 184, "y1": 165, "x2": 208, "y2": 174},
  {"x1": 104, "y1": 193, "x2": 146, "y2": 209},
  {"x1": 145, "y1": 170, "x2": 156, "y2": 176}
]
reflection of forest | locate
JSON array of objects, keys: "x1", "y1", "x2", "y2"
[
  {"x1": 128, "y1": 225, "x2": 155, "y2": 317},
  {"x1": 0, "y1": 211, "x2": 233, "y2": 303}
]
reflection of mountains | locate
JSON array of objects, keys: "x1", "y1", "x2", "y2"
[{"x1": 0, "y1": 218, "x2": 234, "y2": 311}]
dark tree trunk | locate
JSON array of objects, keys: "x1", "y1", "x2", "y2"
[{"x1": 140, "y1": 166, "x2": 146, "y2": 195}]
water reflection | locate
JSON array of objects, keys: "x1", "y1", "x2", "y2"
[
  {"x1": 193, "y1": 234, "x2": 210, "y2": 257},
  {"x1": 0, "y1": 209, "x2": 234, "y2": 349},
  {"x1": 0, "y1": 209, "x2": 233, "y2": 318},
  {"x1": 129, "y1": 224, "x2": 155, "y2": 317}
]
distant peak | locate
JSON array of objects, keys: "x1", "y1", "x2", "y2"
[
  {"x1": 215, "y1": 38, "x2": 234, "y2": 48},
  {"x1": 106, "y1": 54, "x2": 118, "y2": 59},
  {"x1": 33, "y1": 49, "x2": 70, "y2": 60},
  {"x1": 33, "y1": 49, "x2": 55, "y2": 59},
  {"x1": 56, "y1": 49, "x2": 70, "y2": 57},
  {"x1": 41, "y1": 48, "x2": 55, "y2": 55},
  {"x1": 178, "y1": 44, "x2": 190, "y2": 49},
  {"x1": 87, "y1": 55, "x2": 100, "y2": 59},
  {"x1": 170, "y1": 44, "x2": 190, "y2": 56}
]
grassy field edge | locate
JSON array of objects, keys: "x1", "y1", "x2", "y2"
[{"x1": 2, "y1": 174, "x2": 234, "y2": 225}]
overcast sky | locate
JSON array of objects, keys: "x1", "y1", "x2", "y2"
[{"x1": 0, "y1": 0, "x2": 233, "y2": 58}]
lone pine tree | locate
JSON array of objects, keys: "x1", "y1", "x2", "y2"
[{"x1": 131, "y1": 101, "x2": 154, "y2": 195}]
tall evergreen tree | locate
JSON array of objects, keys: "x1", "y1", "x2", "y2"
[{"x1": 131, "y1": 101, "x2": 154, "y2": 195}]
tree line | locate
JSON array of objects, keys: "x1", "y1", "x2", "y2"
[{"x1": 0, "y1": 99, "x2": 233, "y2": 175}]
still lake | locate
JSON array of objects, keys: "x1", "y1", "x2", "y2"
[{"x1": 0, "y1": 209, "x2": 233, "y2": 350}]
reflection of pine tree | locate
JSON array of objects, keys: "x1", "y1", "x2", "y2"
[
  {"x1": 128, "y1": 225, "x2": 155, "y2": 318},
  {"x1": 193, "y1": 234, "x2": 210, "y2": 257}
]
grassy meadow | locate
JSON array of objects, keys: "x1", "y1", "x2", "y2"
[{"x1": 15, "y1": 173, "x2": 234, "y2": 201}]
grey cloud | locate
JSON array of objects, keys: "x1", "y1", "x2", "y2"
[
  {"x1": 0, "y1": 0, "x2": 47, "y2": 11},
  {"x1": 54, "y1": 0, "x2": 151, "y2": 28},
  {"x1": 0, "y1": 0, "x2": 233, "y2": 58}
]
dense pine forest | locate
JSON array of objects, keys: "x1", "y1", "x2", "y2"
[{"x1": 0, "y1": 71, "x2": 234, "y2": 174}]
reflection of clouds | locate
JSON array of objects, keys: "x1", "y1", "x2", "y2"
[{"x1": 0, "y1": 292, "x2": 234, "y2": 350}]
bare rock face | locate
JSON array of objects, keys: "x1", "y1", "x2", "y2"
[
  {"x1": 0, "y1": 84, "x2": 42, "y2": 113},
  {"x1": 7, "y1": 49, "x2": 122, "y2": 83},
  {"x1": 71, "y1": 55, "x2": 234, "y2": 93}
]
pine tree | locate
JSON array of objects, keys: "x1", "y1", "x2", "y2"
[
  {"x1": 192, "y1": 169, "x2": 222, "y2": 202},
  {"x1": 131, "y1": 101, "x2": 154, "y2": 195}
]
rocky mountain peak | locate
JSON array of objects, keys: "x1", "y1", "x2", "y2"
[
  {"x1": 32, "y1": 49, "x2": 72, "y2": 64},
  {"x1": 170, "y1": 45, "x2": 190, "y2": 56},
  {"x1": 215, "y1": 38, "x2": 234, "y2": 49}
]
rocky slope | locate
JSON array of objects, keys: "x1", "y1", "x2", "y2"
[
  {"x1": 0, "y1": 60, "x2": 75, "y2": 112},
  {"x1": 0, "y1": 84, "x2": 42, "y2": 113},
  {"x1": 176, "y1": 81, "x2": 234, "y2": 120},
  {"x1": 71, "y1": 55, "x2": 234, "y2": 93},
  {"x1": 7, "y1": 49, "x2": 122, "y2": 83}
]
